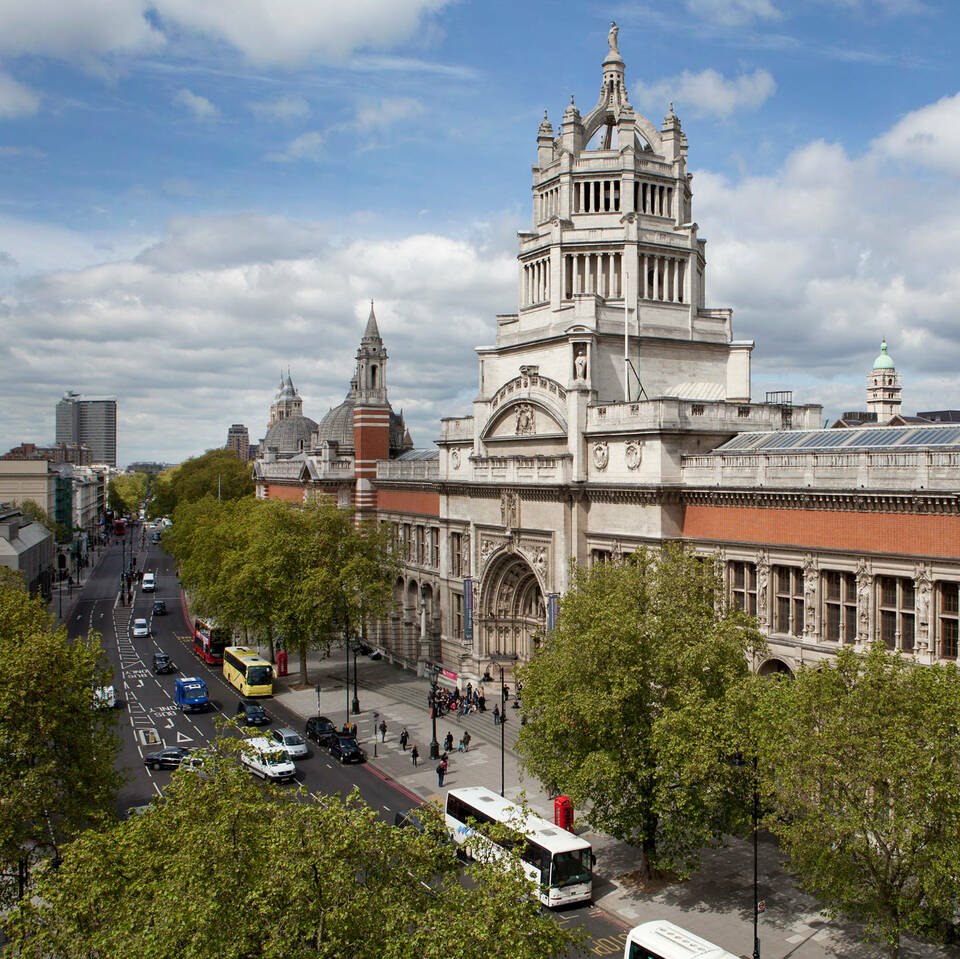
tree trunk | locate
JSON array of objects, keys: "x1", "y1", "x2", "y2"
[{"x1": 299, "y1": 641, "x2": 308, "y2": 685}]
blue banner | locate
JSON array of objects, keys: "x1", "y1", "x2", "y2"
[
  {"x1": 547, "y1": 593, "x2": 559, "y2": 632},
  {"x1": 463, "y1": 577, "x2": 473, "y2": 643}
]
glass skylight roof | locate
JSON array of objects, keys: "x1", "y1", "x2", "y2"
[{"x1": 713, "y1": 423, "x2": 960, "y2": 455}]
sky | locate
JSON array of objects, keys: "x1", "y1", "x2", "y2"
[{"x1": 2, "y1": 0, "x2": 960, "y2": 466}]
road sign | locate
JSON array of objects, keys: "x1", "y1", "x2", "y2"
[{"x1": 758, "y1": 899, "x2": 766, "y2": 913}]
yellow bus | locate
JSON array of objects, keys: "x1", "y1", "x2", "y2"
[{"x1": 222, "y1": 646, "x2": 273, "y2": 697}]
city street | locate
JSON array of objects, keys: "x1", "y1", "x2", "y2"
[{"x1": 64, "y1": 530, "x2": 630, "y2": 957}]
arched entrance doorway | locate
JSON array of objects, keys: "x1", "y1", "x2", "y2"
[
  {"x1": 758, "y1": 658, "x2": 793, "y2": 678},
  {"x1": 478, "y1": 551, "x2": 546, "y2": 666}
]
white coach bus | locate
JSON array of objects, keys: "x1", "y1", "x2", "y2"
[
  {"x1": 623, "y1": 920, "x2": 740, "y2": 959},
  {"x1": 444, "y1": 785, "x2": 593, "y2": 907}
]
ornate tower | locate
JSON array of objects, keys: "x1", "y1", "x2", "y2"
[
  {"x1": 353, "y1": 302, "x2": 391, "y2": 517},
  {"x1": 268, "y1": 370, "x2": 303, "y2": 427},
  {"x1": 866, "y1": 339, "x2": 902, "y2": 422}
]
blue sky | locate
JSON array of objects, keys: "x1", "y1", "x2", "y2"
[{"x1": 2, "y1": 0, "x2": 960, "y2": 465}]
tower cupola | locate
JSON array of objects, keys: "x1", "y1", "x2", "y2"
[{"x1": 866, "y1": 339, "x2": 902, "y2": 422}]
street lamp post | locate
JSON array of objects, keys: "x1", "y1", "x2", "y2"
[
  {"x1": 484, "y1": 658, "x2": 509, "y2": 797},
  {"x1": 344, "y1": 637, "x2": 350, "y2": 729},
  {"x1": 428, "y1": 668, "x2": 440, "y2": 760},
  {"x1": 351, "y1": 641, "x2": 360, "y2": 714},
  {"x1": 731, "y1": 753, "x2": 761, "y2": 959}
]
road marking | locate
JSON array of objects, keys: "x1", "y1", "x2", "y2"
[
  {"x1": 176, "y1": 731, "x2": 193, "y2": 744},
  {"x1": 138, "y1": 729, "x2": 160, "y2": 745}
]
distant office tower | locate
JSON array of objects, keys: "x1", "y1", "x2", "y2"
[
  {"x1": 55, "y1": 392, "x2": 117, "y2": 467},
  {"x1": 226, "y1": 424, "x2": 251, "y2": 461}
]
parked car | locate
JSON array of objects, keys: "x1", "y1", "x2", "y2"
[
  {"x1": 304, "y1": 715, "x2": 338, "y2": 748},
  {"x1": 152, "y1": 599, "x2": 166, "y2": 615},
  {"x1": 270, "y1": 727, "x2": 309, "y2": 759},
  {"x1": 143, "y1": 747, "x2": 192, "y2": 770},
  {"x1": 236, "y1": 701, "x2": 268, "y2": 726},
  {"x1": 131, "y1": 618, "x2": 149, "y2": 638},
  {"x1": 328, "y1": 736, "x2": 366, "y2": 764},
  {"x1": 152, "y1": 652, "x2": 175, "y2": 674}
]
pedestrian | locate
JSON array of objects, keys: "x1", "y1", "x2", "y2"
[
  {"x1": 502, "y1": 683, "x2": 509, "y2": 703},
  {"x1": 379, "y1": 719, "x2": 388, "y2": 742},
  {"x1": 457, "y1": 735, "x2": 465, "y2": 752},
  {"x1": 444, "y1": 731, "x2": 454, "y2": 752},
  {"x1": 411, "y1": 744, "x2": 419, "y2": 766},
  {"x1": 493, "y1": 704, "x2": 500, "y2": 725},
  {"x1": 479, "y1": 692, "x2": 486, "y2": 712},
  {"x1": 437, "y1": 759, "x2": 448, "y2": 787},
  {"x1": 462, "y1": 730, "x2": 471, "y2": 751},
  {"x1": 399, "y1": 727, "x2": 409, "y2": 751},
  {"x1": 466, "y1": 681, "x2": 473, "y2": 699}
]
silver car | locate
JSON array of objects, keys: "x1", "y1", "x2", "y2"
[
  {"x1": 131, "y1": 618, "x2": 149, "y2": 638},
  {"x1": 270, "y1": 727, "x2": 309, "y2": 759}
]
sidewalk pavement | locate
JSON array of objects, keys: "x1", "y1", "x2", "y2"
[{"x1": 271, "y1": 647, "x2": 955, "y2": 959}]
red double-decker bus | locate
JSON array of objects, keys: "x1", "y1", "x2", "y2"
[
  {"x1": 114, "y1": 519, "x2": 126, "y2": 535},
  {"x1": 193, "y1": 618, "x2": 230, "y2": 665}
]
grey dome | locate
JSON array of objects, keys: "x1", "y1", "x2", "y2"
[
  {"x1": 315, "y1": 392, "x2": 410, "y2": 455},
  {"x1": 263, "y1": 414, "x2": 318, "y2": 456}
]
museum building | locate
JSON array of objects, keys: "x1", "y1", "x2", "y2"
[{"x1": 255, "y1": 27, "x2": 960, "y2": 687}]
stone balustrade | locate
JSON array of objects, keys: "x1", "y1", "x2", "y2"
[{"x1": 376, "y1": 459, "x2": 440, "y2": 482}]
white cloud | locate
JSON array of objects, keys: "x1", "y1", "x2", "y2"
[
  {"x1": 0, "y1": 71, "x2": 40, "y2": 118},
  {"x1": 872, "y1": 91, "x2": 960, "y2": 176},
  {"x1": 355, "y1": 95, "x2": 423, "y2": 132},
  {"x1": 0, "y1": 214, "x2": 514, "y2": 464},
  {"x1": 0, "y1": 1, "x2": 164, "y2": 59},
  {"x1": 267, "y1": 129, "x2": 326, "y2": 163},
  {"x1": 0, "y1": 1, "x2": 453, "y2": 67},
  {"x1": 173, "y1": 87, "x2": 218, "y2": 120},
  {"x1": 249, "y1": 94, "x2": 310, "y2": 121},
  {"x1": 634, "y1": 68, "x2": 775, "y2": 119},
  {"x1": 683, "y1": 0, "x2": 781, "y2": 25},
  {"x1": 0, "y1": 145, "x2": 45, "y2": 157},
  {"x1": 151, "y1": 0, "x2": 454, "y2": 66}
]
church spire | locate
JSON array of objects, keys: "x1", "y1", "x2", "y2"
[{"x1": 363, "y1": 299, "x2": 382, "y2": 343}]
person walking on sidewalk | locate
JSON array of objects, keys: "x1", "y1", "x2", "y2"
[
  {"x1": 410, "y1": 744, "x2": 419, "y2": 766},
  {"x1": 444, "y1": 731, "x2": 454, "y2": 752},
  {"x1": 399, "y1": 727, "x2": 409, "y2": 751},
  {"x1": 459, "y1": 730, "x2": 471, "y2": 752},
  {"x1": 436, "y1": 759, "x2": 447, "y2": 787},
  {"x1": 379, "y1": 719, "x2": 388, "y2": 742},
  {"x1": 493, "y1": 704, "x2": 501, "y2": 725}
]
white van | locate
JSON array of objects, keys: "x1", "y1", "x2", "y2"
[
  {"x1": 141, "y1": 573, "x2": 156, "y2": 592},
  {"x1": 240, "y1": 737, "x2": 296, "y2": 783},
  {"x1": 623, "y1": 921, "x2": 740, "y2": 959}
]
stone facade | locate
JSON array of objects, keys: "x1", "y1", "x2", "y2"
[{"x1": 258, "y1": 27, "x2": 960, "y2": 686}]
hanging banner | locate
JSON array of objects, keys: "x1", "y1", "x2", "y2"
[
  {"x1": 463, "y1": 577, "x2": 474, "y2": 643},
  {"x1": 547, "y1": 593, "x2": 559, "y2": 632}
]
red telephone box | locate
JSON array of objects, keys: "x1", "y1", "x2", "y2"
[
  {"x1": 554, "y1": 795, "x2": 574, "y2": 831},
  {"x1": 276, "y1": 650, "x2": 288, "y2": 677}
]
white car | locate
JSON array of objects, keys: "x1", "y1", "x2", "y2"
[
  {"x1": 131, "y1": 618, "x2": 149, "y2": 638},
  {"x1": 270, "y1": 727, "x2": 309, "y2": 759},
  {"x1": 141, "y1": 573, "x2": 156, "y2": 592},
  {"x1": 240, "y1": 737, "x2": 297, "y2": 782}
]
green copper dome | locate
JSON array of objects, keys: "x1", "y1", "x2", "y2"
[{"x1": 872, "y1": 339, "x2": 895, "y2": 370}]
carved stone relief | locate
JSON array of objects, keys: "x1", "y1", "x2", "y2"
[
  {"x1": 856, "y1": 558, "x2": 872, "y2": 644},
  {"x1": 515, "y1": 404, "x2": 535, "y2": 435},
  {"x1": 625, "y1": 442, "x2": 641, "y2": 470},
  {"x1": 593, "y1": 441, "x2": 609, "y2": 471},
  {"x1": 462, "y1": 533, "x2": 471, "y2": 576},
  {"x1": 500, "y1": 489, "x2": 520, "y2": 530},
  {"x1": 802, "y1": 553, "x2": 818, "y2": 638},
  {"x1": 573, "y1": 344, "x2": 587, "y2": 380},
  {"x1": 480, "y1": 537, "x2": 498, "y2": 566},
  {"x1": 756, "y1": 552, "x2": 769, "y2": 627},
  {"x1": 913, "y1": 561, "x2": 932, "y2": 653},
  {"x1": 451, "y1": 448, "x2": 461, "y2": 470}
]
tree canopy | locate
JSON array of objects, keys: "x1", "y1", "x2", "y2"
[
  {"x1": 149, "y1": 448, "x2": 254, "y2": 518},
  {"x1": 18, "y1": 498, "x2": 70, "y2": 544},
  {"x1": 4, "y1": 748, "x2": 580, "y2": 959},
  {"x1": 0, "y1": 568, "x2": 123, "y2": 906},
  {"x1": 107, "y1": 471, "x2": 148, "y2": 516},
  {"x1": 514, "y1": 545, "x2": 765, "y2": 877},
  {"x1": 757, "y1": 642, "x2": 960, "y2": 957},
  {"x1": 168, "y1": 496, "x2": 397, "y2": 682}
]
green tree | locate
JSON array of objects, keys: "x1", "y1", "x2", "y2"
[
  {"x1": 757, "y1": 642, "x2": 960, "y2": 957},
  {"x1": 107, "y1": 471, "x2": 148, "y2": 516},
  {"x1": 0, "y1": 569, "x2": 123, "y2": 906},
  {"x1": 149, "y1": 449, "x2": 254, "y2": 518},
  {"x1": 18, "y1": 498, "x2": 70, "y2": 544},
  {"x1": 514, "y1": 545, "x2": 765, "y2": 877},
  {"x1": 5, "y1": 747, "x2": 579, "y2": 959}
]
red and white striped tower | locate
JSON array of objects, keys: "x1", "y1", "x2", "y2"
[{"x1": 353, "y1": 301, "x2": 391, "y2": 520}]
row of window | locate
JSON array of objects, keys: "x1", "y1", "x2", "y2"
[
  {"x1": 729, "y1": 561, "x2": 960, "y2": 657},
  {"x1": 392, "y1": 523, "x2": 471, "y2": 579}
]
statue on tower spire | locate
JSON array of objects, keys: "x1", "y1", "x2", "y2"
[{"x1": 608, "y1": 21, "x2": 619, "y2": 55}]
